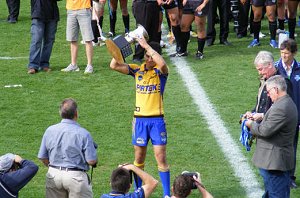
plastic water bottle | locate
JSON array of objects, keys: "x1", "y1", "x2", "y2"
[{"x1": 4, "y1": 84, "x2": 22, "y2": 88}]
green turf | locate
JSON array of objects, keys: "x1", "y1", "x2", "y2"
[{"x1": 0, "y1": 1, "x2": 300, "y2": 197}]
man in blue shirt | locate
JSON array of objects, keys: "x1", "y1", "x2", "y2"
[
  {"x1": 38, "y1": 98, "x2": 98, "y2": 198},
  {"x1": 101, "y1": 163, "x2": 158, "y2": 198}
]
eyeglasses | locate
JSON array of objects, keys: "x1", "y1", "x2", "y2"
[{"x1": 266, "y1": 87, "x2": 277, "y2": 95}]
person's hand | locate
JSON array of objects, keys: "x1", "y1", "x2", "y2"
[
  {"x1": 240, "y1": 0, "x2": 247, "y2": 5},
  {"x1": 136, "y1": 36, "x2": 149, "y2": 50},
  {"x1": 14, "y1": 155, "x2": 23, "y2": 164},
  {"x1": 182, "y1": 0, "x2": 187, "y2": 6},
  {"x1": 193, "y1": 175, "x2": 205, "y2": 189},
  {"x1": 119, "y1": 163, "x2": 134, "y2": 170},
  {"x1": 252, "y1": 113, "x2": 264, "y2": 122}
]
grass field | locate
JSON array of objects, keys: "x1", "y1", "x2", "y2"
[{"x1": 0, "y1": 1, "x2": 300, "y2": 197}]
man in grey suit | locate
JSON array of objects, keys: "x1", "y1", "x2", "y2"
[{"x1": 245, "y1": 75, "x2": 298, "y2": 197}]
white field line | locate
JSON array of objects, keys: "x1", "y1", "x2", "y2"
[
  {"x1": 164, "y1": 39, "x2": 263, "y2": 197},
  {"x1": 0, "y1": 56, "x2": 27, "y2": 60}
]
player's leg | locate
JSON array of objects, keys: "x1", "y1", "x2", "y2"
[
  {"x1": 153, "y1": 145, "x2": 170, "y2": 198},
  {"x1": 248, "y1": 4, "x2": 263, "y2": 47},
  {"x1": 179, "y1": 14, "x2": 194, "y2": 54},
  {"x1": 266, "y1": 4, "x2": 278, "y2": 48},
  {"x1": 194, "y1": 15, "x2": 207, "y2": 59},
  {"x1": 133, "y1": 145, "x2": 147, "y2": 189},
  {"x1": 109, "y1": 0, "x2": 118, "y2": 36},
  {"x1": 120, "y1": 0, "x2": 130, "y2": 33},
  {"x1": 288, "y1": 1, "x2": 299, "y2": 39}
]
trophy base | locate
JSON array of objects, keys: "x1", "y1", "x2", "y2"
[{"x1": 105, "y1": 39, "x2": 125, "y2": 64}]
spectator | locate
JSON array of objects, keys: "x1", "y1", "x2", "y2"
[
  {"x1": 248, "y1": 0, "x2": 278, "y2": 48},
  {"x1": 170, "y1": 0, "x2": 209, "y2": 59},
  {"x1": 110, "y1": 37, "x2": 170, "y2": 197},
  {"x1": 0, "y1": 153, "x2": 38, "y2": 197},
  {"x1": 171, "y1": 174, "x2": 213, "y2": 198},
  {"x1": 100, "y1": 164, "x2": 158, "y2": 198},
  {"x1": 243, "y1": 51, "x2": 292, "y2": 122},
  {"x1": 206, "y1": 0, "x2": 232, "y2": 46},
  {"x1": 38, "y1": 98, "x2": 98, "y2": 198},
  {"x1": 275, "y1": 39, "x2": 300, "y2": 188},
  {"x1": 6, "y1": 0, "x2": 20, "y2": 23},
  {"x1": 245, "y1": 75, "x2": 298, "y2": 197},
  {"x1": 27, "y1": 0, "x2": 60, "y2": 74},
  {"x1": 107, "y1": 0, "x2": 130, "y2": 37},
  {"x1": 61, "y1": 0, "x2": 95, "y2": 74},
  {"x1": 131, "y1": 0, "x2": 160, "y2": 63}
]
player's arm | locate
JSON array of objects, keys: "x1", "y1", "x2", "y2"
[
  {"x1": 110, "y1": 58, "x2": 130, "y2": 74},
  {"x1": 121, "y1": 164, "x2": 158, "y2": 198}
]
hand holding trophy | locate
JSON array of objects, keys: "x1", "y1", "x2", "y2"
[{"x1": 105, "y1": 24, "x2": 149, "y2": 64}]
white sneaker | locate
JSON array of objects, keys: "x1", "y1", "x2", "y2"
[
  {"x1": 84, "y1": 65, "x2": 93, "y2": 74},
  {"x1": 61, "y1": 64, "x2": 79, "y2": 72}
]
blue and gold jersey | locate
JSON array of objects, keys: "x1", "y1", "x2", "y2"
[{"x1": 128, "y1": 63, "x2": 168, "y2": 117}]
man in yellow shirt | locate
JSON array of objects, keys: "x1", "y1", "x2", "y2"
[{"x1": 61, "y1": 0, "x2": 94, "y2": 74}]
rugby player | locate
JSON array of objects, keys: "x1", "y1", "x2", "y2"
[{"x1": 110, "y1": 36, "x2": 170, "y2": 198}]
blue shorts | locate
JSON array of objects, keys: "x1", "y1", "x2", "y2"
[{"x1": 132, "y1": 117, "x2": 167, "y2": 146}]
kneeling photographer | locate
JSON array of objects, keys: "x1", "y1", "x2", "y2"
[
  {"x1": 171, "y1": 172, "x2": 213, "y2": 198},
  {"x1": 0, "y1": 153, "x2": 38, "y2": 197}
]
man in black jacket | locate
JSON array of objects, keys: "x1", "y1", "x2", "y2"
[
  {"x1": 0, "y1": 153, "x2": 38, "y2": 198},
  {"x1": 27, "y1": 0, "x2": 60, "y2": 74}
]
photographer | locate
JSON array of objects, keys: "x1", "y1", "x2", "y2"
[
  {"x1": 0, "y1": 154, "x2": 38, "y2": 197},
  {"x1": 171, "y1": 173, "x2": 213, "y2": 198},
  {"x1": 100, "y1": 164, "x2": 158, "y2": 198}
]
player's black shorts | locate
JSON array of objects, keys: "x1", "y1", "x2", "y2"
[
  {"x1": 177, "y1": 0, "x2": 183, "y2": 9},
  {"x1": 182, "y1": 0, "x2": 209, "y2": 17},
  {"x1": 163, "y1": 0, "x2": 178, "y2": 10},
  {"x1": 251, "y1": 0, "x2": 277, "y2": 7}
]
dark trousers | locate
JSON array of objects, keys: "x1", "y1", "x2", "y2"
[
  {"x1": 6, "y1": 0, "x2": 20, "y2": 21},
  {"x1": 132, "y1": 1, "x2": 160, "y2": 60},
  {"x1": 206, "y1": 0, "x2": 230, "y2": 42},
  {"x1": 237, "y1": 0, "x2": 250, "y2": 36}
]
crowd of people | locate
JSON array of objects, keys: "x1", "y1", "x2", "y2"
[{"x1": 2, "y1": 0, "x2": 300, "y2": 197}]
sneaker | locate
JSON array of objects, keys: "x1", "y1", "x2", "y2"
[
  {"x1": 195, "y1": 51, "x2": 204, "y2": 59},
  {"x1": 107, "y1": 32, "x2": 115, "y2": 38},
  {"x1": 42, "y1": 67, "x2": 51, "y2": 72},
  {"x1": 61, "y1": 64, "x2": 79, "y2": 72},
  {"x1": 250, "y1": 32, "x2": 266, "y2": 38},
  {"x1": 92, "y1": 41, "x2": 99, "y2": 47},
  {"x1": 259, "y1": 32, "x2": 266, "y2": 38},
  {"x1": 248, "y1": 39, "x2": 260, "y2": 48},
  {"x1": 169, "y1": 51, "x2": 188, "y2": 57},
  {"x1": 160, "y1": 40, "x2": 166, "y2": 48},
  {"x1": 269, "y1": 39, "x2": 278, "y2": 48},
  {"x1": 190, "y1": 31, "x2": 198, "y2": 38},
  {"x1": 84, "y1": 65, "x2": 93, "y2": 74}
]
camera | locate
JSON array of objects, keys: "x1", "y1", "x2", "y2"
[{"x1": 181, "y1": 171, "x2": 200, "y2": 189}]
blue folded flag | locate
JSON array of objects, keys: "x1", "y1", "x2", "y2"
[{"x1": 239, "y1": 119, "x2": 252, "y2": 151}]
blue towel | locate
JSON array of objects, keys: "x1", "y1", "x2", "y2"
[{"x1": 239, "y1": 119, "x2": 253, "y2": 151}]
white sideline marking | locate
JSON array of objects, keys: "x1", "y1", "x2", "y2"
[
  {"x1": 0, "y1": 56, "x2": 27, "y2": 60},
  {"x1": 166, "y1": 45, "x2": 263, "y2": 197}
]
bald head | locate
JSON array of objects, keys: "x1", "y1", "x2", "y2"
[{"x1": 59, "y1": 98, "x2": 78, "y2": 119}]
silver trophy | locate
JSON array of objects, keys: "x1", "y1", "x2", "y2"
[{"x1": 106, "y1": 24, "x2": 149, "y2": 63}]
